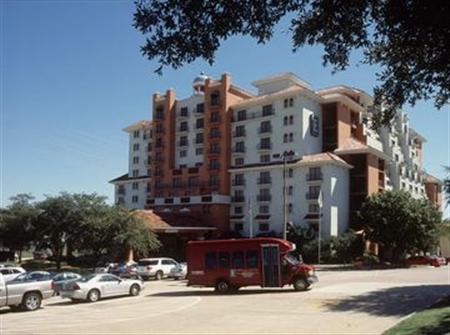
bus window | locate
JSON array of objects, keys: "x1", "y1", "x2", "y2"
[
  {"x1": 205, "y1": 252, "x2": 217, "y2": 269},
  {"x1": 246, "y1": 250, "x2": 258, "y2": 268},
  {"x1": 232, "y1": 251, "x2": 244, "y2": 268},
  {"x1": 218, "y1": 252, "x2": 230, "y2": 268}
]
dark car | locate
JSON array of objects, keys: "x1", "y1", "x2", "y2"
[
  {"x1": 406, "y1": 256, "x2": 440, "y2": 267},
  {"x1": 52, "y1": 272, "x2": 82, "y2": 294}
]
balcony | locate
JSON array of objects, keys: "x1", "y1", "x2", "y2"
[
  {"x1": 257, "y1": 194, "x2": 272, "y2": 202},
  {"x1": 195, "y1": 138, "x2": 204, "y2": 145},
  {"x1": 257, "y1": 177, "x2": 272, "y2": 185},
  {"x1": 177, "y1": 125, "x2": 189, "y2": 132},
  {"x1": 306, "y1": 173, "x2": 323, "y2": 181},
  {"x1": 117, "y1": 189, "x2": 125, "y2": 195},
  {"x1": 305, "y1": 192, "x2": 320, "y2": 200},
  {"x1": 257, "y1": 142, "x2": 272, "y2": 151},
  {"x1": 231, "y1": 196, "x2": 245, "y2": 203},
  {"x1": 258, "y1": 126, "x2": 272, "y2": 134},
  {"x1": 232, "y1": 179, "x2": 246, "y2": 186},
  {"x1": 232, "y1": 130, "x2": 246, "y2": 138},
  {"x1": 232, "y1": 146, "x2": 246, "y2": 153},
  {"x1": 232, "y1": 109, "x2": 275, "y2": 122},
  {"x1": 209, "y1": 115, "x2": 222, "y2": 123},
  {"x1": 178, "y1": 141, "x2": 188, "y2": 147}
]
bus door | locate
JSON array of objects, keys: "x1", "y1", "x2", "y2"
[{"x1": 261, "y1": 244, "x2": 281, "y2": 287}]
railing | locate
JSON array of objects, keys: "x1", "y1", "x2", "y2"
[
  {"x1": 257, "y1": 195, "x2": 272, "y2": 202},
  {"x1": 178, "y1": 126, "x2": 189, "y2": 132},
  {"x1": 306, "y1": 173, "x2": 323, "y2": 181},
  {"x1": 232, "y1": 179, "x2": 246, "y2": 186},
  {"x1": 178, "y1": 141, "x2": 188, "y2": 147},
  {"x1": 117, "y1": 189, "x2": 125, "y2": 195},
  {"x1": 257, "y1": 142, "x2": 272, "y2": 150},
  {"x1": 209, "y1": 116, "x2": 222, "y2": 123},
  {"x1": 232, "y1": 109, "x2": 275, "y2": 122},
  {"x1": 258, "y1": 126, "x2": 272, "y2": 134},
  {"x1": 305, "y1": 192, "x2": 320, "y2": 200},
  {"x1": 257, "y1": 177, "x2": 272, "y2": 185},
  {"x1": 231, "y1": 196, "x2": 245, "y2": 203},
  {"x1": 232, "y1": 130, "x2": 246, "y2": 138},
  {"x1": 232, "y1": 146, "x2": 246, "y2": 153}
]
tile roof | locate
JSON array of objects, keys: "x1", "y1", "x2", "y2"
[{"x1": 109, "y1": 174, "x2": 150, "y2": 183}]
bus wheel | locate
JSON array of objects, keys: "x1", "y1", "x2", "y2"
[
  {"x1": 215, "y1": 280, "x2": 230, "y2": 293},
  {"x1": 292, "y1": 277, "x2": 309, "y2": 291}
]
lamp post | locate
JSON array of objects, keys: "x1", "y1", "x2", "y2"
[{"x1": 273, "y1": 150, "x2": 298, "y2": 240}]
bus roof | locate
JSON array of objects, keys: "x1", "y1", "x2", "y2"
[{"x1": 187, "y1": 238, "x2": 294, "y2": 250}]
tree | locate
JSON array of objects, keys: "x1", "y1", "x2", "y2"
[
  {"x1": 0, "y1": 194, "x2": 39, "y2": 262},
  {"x1": 134, "y1": 0, "x2": 449, "y2": 126},
  {"x1": 444, "y1": 166, "x2": 450, "y2": 206},
  {"x1": 359, "y1": 191, "x2": 442, "y2": 262}
]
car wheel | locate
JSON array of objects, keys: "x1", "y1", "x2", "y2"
[
  {"x1": 22, "y1": 292, "x2": 42, "y2": 311},
  {"x1": 87, "y1": 289, "x2": 101, "y2": 302},
  {"x1": 215, "y1": 280, "x2": 230, "y2": 294},
  {"x1": 129, "y1": 284, "x2": 140, "y2": 296},
  {"x1": 292, "y1": 277, "x2": 309, "y2": 291},
  {"x1": 155, "y1": 271, "x2": 163, "y2": 281}
]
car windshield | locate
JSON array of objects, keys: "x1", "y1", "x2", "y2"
[
  {"x1": 285, "y1": 252, "x2": 302, "y2": 265},
  {"x1": 78, "y1": 274, "x2": 96, "y2": 282}
]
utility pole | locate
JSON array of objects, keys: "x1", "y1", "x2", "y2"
[
  {"x1": 317, "y1": 190, "x2": 323, "y2": 264},
  {"x1": 282, "y1": 154, "x2": 287, "y2": 240}
]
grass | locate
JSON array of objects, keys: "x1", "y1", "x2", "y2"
[{"x1": 384, "y1": 296, "x2": 450, "y2": 335}]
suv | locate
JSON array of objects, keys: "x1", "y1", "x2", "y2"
[{"x1": 137, "y1": 258, "x2": 179, "y2": 280}]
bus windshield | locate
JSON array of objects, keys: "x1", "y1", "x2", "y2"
[{"x1": 285, "y1": 252, "x2": 303, "y2": 265}]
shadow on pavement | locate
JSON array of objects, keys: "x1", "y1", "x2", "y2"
[
  {"x1": 147, "y1": 288, "x2": 297, "y2": 297},
  {"x1": 323, "y1": 285, "x2": 450, "y2": 317}
]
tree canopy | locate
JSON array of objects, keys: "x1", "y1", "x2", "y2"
[
  {"x1": 133, "y1": 0, "x2": 450, "y2": 125},
  {"x1": 359, "y1": 191, "x2": 442, "y2": 261}
]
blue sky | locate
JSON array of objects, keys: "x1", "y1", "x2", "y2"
[{"x1": 1, "y1": 0, "x2": 449, "y2": 209}]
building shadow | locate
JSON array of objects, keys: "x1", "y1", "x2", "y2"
[{"x1": 323, "y1": 285, "x2": 450, "y2": 317}]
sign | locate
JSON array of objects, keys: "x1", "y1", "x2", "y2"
[{"x1": 310, "y1": 114, "x2": 320, "y2": 137}]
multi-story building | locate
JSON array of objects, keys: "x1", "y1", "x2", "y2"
[
  {"x1": 110, "y1": 120, "x2": 152, "y2": 209},
  {"x1": 110, "y1": 72, "x2": 442, "y2": 240}
]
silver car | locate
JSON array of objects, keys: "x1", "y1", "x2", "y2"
[{"x1": 59, "y1": 273, "x2": 144, "y2": 302}]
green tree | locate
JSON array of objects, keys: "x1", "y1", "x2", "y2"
[
  {"x1": 133, "y1": 1, "x2": 450, "y2": 125},
  {"x1": 359, "y1": 191, "x2": 442, "y2": 262},
  {"x1": 0, "y1": 194, "x2": 39, "y2": 262},
  {"x1": 444, "y1": 166, "x2": 450, "y2": 206}
]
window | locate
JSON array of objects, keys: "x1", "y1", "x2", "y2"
[
  {"x1": 309, "y1": 204, "x2": 319, "y2": 213},
  {"x1": 210, "y1": 91, "x2": 220, "y2": 106},
  {"x1": 210, "y1": 111, "x2": 220, "y2": 123},
  {"x1": 237, "y1": 110, "x2": 247, "y2": 121},
  {"x1": 209, "y1": 159, "x2": 220, "y2": 170},
  {"x1": 133, "y1": 143, "x2": 140, "y2": 151},
  {"x1": 100, "y1": 275, "x2": 119, "y2": 282},
  {"x1": 133, "y1": 130, "x2": 140, "y2": 138},
  {"x1": 260, "y1": 120, "x2": 271, "y2": 133},
  {"x1": 210, "y1": 127, "x2": 221, "y2": 138},
  {"x1": 234, "y1": 206, "x2": 243, "y2": 214},
  {"x1": 235, "y1": 125, "x2": 245, "y2": 137},
  {"x1": 289, "y1": 98, "x2": 294, "y2": 107},
  {"x1": 218, "y1": 252, "x2": 230, "y2": 268},
  {"x1": 132, "y1": 195, "x2": 139, "y2": 203},
  {"x1": 195, "y1": 133, "x2": 204, "y2": 144},
  {"x1": 180, "y1": 106, "x2": 189, "y2": 117},
  {"x1": 155, "y1": 106, "x2": 164, "y2": 119},
  {"x1": 258, "y1": 171, "x2": 271, "y2": 184},
  {"x1": 234, "y1": 223, "x2": 243, "y2": 231},
  {"x1": 246, "y1": 250, "x2": 258, "y2": 268},
  {"x1": 210, "y1": 143, "x2": 221, "y2": 154},
  {"x1": 179, "y1": 150, "x2": 187, "y2": 157},
  {"x1": 259, "y1": 137, "x2": 271, "y2": 150},
  {"x1": 288, "y1": 185, "x2": 293, "y2": 195},
  {"x1": 283, "y1": 133, "x2": 288, "y2": 143},
  {"x1": 205, "y1": 252, "x2": 217, "y2": 269},
  {"x1": 262, "y1": 104, "x2": 273, "y2": 116},
  {"x1": 188, "y1": 176, "x2": 199, "y2": 187},
  {"x1": 235, "y1": 141, "x2": 245, "y2": 153},
  {"x1": 289, "y1": 115, "x2": 294, "y2": 124},
  {"x1": 179, "y1": 121, "x2": 188, "y2": 132},
  {"x1": 132, "y1": 169, "x2": 139, "y2": 177},
  {"x1": 288, "y1": 203, "x2": 293, "y2": 213},
  {"x1": 235, "y1": 157, "x2": 244, "y2": 166},
  {"x1": 284, "y1": 116, "x2": 288, "y2": 126},
  {"x1": 288, "y1": 168, "x2": 294, "y2": 178},
  {"x1": 196, "y1": 118, "x2": 204, "y2": 129},
  {"x1": 259, "y1": 205, "x2": 269, "y2": 214},
  {"x1": 209, "y1": 175, "x2": 220, "y2": 186},
  {"x1": 196, "y1": 103, "x2": 204, "y2": 114},
  {"x1": 132, "y1": 182, "x2": 139, "y2": 190},
  {"x1": 234, "y1": 174, "x2": 245, "y2": 186},
  {"x1": 232, "y1": 251, "x2": 244, "y2": 268},
  {"x1": 179, "y1": 136, "x2": 188, "y2": 146},
  {"x1": 289, "y1": 133, "x2": 294, "y2": 142},
  {"x1": 133, "y1": 156, "x2": 139, "y2": 164},
  {"x1": 260, "y1": 154, "x2": 270, "y2": 163},
  {"x1": 395, "y1": 154, "x2": 399, "y2": 162},
  {"x1": 162, "y1": 260, "x2": 177, "y2": 265},
  {"x1": 195, "y1": 147, "x2": 203, "y2": 155},
  {"x1": 284, "y1": 98, "x2": 289, "y2": 108}
]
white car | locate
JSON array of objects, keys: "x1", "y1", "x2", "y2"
[
  {"x1": 59, "y1": 273, "x2": 144, "y2": 302},
  {"x1": 167, "y1": 262, "x2": 187, "y2": 280},
  {"x1": 0, "y1": 267, "x2": 26, "y2": 282},
  {"x1": 136, "y1": 258, "x2": 180, "y2": 280}
]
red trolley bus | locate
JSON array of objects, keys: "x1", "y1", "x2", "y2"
[{"x1": 186, "y1": 238, "x2": 317, "y2": 293}]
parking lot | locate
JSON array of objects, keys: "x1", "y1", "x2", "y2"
[{"x1": 2, "y1": 266, "x2": 450, "y2": 335}]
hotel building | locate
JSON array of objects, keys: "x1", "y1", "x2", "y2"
[{"x1": 110, "y1": 72, "x2": 442, "y2": 240}]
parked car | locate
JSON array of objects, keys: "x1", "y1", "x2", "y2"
[
  {"x1": 406, "y1": 255, "x2": 440, "y2": 267},
  {"x1": 168, "y1": 262, "x2": 187, "y2": 280},
  {"x1": 33, "y1": 250, "x2": 49, "y2": 260},
  {"x1": 52, "y1": 272, "x2": 83, "y2": 294},
  {"x1": 1, "y1": 271, "x2": 54, "y2": 311},
  {"x1": 109, "y1": 261, "x2": 138, "y2": 277},
  {"x1": 59, "y1": 273, "x2": 144, "y2": 302},
  {"x1": 136, "y1": 258, "x2": 180, "y2": 280},
  {"x1": 0, "y1": 267, "x2": 26, "y2": 282},
  {"x1": 431, "y1": 255, "x2": 447, "y2": 266}
]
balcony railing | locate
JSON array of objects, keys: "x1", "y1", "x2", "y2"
[
  {"x1": 232, "y1": 146, "x2": 246, "y2": 153},
  {"x1": 178, "y1": 141, "x2": 188, "y2": 147},
  {"x1": 257, "y1": 177, "x2": 272, "y2": 185},
  {"x1": 258, "y1": 126, "x2": 272, "y2": 134},
  {"x1": 305, "y1": 192, "x2": 320, "y2": 200},
  {"x1": 117, "y1": 189, "x2": 125, "y2": 195},
  {"x1": 257, "y1": 194, "x2": 272, "y2": 202},
  {"x1": 232, "y1": 130, "x2": 246, "y2": 138},
  {"x1": 232, "y1": 179, "x2": 246, "y2": 186},
  {"x1": 232, "y1": 109, "x2": 275, "y2": 122},
  {"x1": 178, "y1": 126, "x2": 189, "y2": 132},
  {"x1": 231, "y1": 196, "x2": 245, "y2": 203},
  {"x1": 306, "y1": 173, "x2": 323, "y2": 181},
  {"x1": 209, "y1": 116, "x2": 222, "y2": 123},
  {"x1": 257, "y1": 142, "x2": 272, "y2": 150}
]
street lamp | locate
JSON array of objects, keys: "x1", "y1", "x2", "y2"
[{"x1": 273, "y1": 150, "x2": 299, "y2": 240}]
